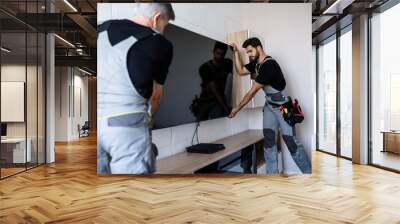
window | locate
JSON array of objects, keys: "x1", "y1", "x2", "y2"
[
  {"x1": 317, "y1": 36, "x2": 337, "y2": 154},
  {"x1": 339, "y1": 28, "x2": 352, "y2": 158},
  {"x1": 0, "y1": 1, "x2": 47, "y2": 179},
  {"x1": 317, "y1": 24, "x2": 353, "y2": 159},
  {"x1": 370, "y1": 2, "x2": 400, "y2": 171}
]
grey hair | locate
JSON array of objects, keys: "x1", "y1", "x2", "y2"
[{"x1": 135, "y1": 3, "x2": 175, "y2": 21}]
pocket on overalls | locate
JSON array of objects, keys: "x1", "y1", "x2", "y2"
[
  {"x1": 107, "y1": 113, "x2": 147, "y2": 127},
  {"x1": 270, "y1": 92, "x2": 286, "y2": 102}
]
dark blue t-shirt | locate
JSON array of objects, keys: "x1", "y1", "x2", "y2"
[
  {"x1": 100, "y1": 19, "x2": 173, "y2": 99},
  {"x1": 245, "y1": 56, "x2": 286, "y2": 91}
]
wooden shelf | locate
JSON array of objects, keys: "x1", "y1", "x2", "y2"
[{"x1": 156, "y1": 130, "x2": 263, "y2": 174}]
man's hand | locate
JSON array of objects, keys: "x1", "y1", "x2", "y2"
[
  {"x1": 225, "y1": 106, "x2": 233, "y2": 116},
  {"x1": 149, "y1": 116, "x2": 155, "y2": 129},
  {"x1": 150, "y1": 81, "x2": 163, "y2": 121},
  {"x1": 231, "y1": 43, "x2": 239, "y2": 52},
  {"x1": 228, "y1": 107, "x2": 240, "y2": 118}
]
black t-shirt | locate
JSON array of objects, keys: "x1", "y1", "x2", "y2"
[
  {"x1": 199, "y1": 59, "x2": 233, "y2": 98},
  {"x1": 103, "y1": 19, "x2": 173, "y2": 99},
  {"x1": 244, "y1": 56, "x2": 286, "y2": 91}
]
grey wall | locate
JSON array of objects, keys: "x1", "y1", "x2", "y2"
[{"x1": 54, "y1": 66, "x2": 89, "y2": 141}]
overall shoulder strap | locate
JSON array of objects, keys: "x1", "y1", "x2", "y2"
[
  {"x1": 98, "y1": 20, "x2": 112, "y2": 33},
  {"x1": 97, "y1": 20, "x2": 157, "y2": 43},
  {"x1": 256, "y1": 56, "x2": 274, "y2": 71},
  {"x1": 261, "y1": 56, "x2": 274, "y2": 64}
]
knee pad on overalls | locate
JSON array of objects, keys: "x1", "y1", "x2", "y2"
[
  {"x1": 263, "y1": 129, "x2": 276, "y2": 148},
  {"x1": 282, "y1": 135, "x2": 297, "y2": 154}
]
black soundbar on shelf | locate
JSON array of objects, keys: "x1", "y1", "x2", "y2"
[{"x1": 186, "y1": 143, "x2": 225, "y2": 154}]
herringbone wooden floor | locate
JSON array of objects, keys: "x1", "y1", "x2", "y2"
[{"x1": 1, "y1": 134, "x2": 400, "y2": 224}]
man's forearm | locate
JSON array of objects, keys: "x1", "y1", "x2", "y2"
[
  {"x1": 236, "y1": 91, "x2": 256, "y2": 111},
  {"x1": 233, "y1": 51, "x2": 245, "y2": 75},
  {"x1": 150, "y1": 81, "x2": 163, "y2": 120},
  {"x1": 150, "y1": 97, "x2": 160, "y2": 118},
  {"x1": 229, "y1": 83, "x2": 263, "y2": 118}
]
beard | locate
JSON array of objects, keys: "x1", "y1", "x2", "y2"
[{"x1": 249, "y1": 52, "x2": 260, "y2": 62}]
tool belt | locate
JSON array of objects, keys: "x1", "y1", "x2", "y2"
[
  {"x1": 268, "y1": 101, "x2": 283, "y2": 108},
  {"x1": 279, "y1": 96, "x2": 305, "y2": 127}
]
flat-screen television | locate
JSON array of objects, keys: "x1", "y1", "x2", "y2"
[{"x1": 153, "y1": 24, "x2": 233, "y2": 129}]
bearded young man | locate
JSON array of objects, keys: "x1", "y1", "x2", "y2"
[{"x1": 229, "y1": 37, "x2": 311, "y2": 174}]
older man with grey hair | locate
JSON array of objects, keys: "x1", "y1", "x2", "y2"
[{"x1": 97, "y1": 3, "x2": 174, "y2": 174}]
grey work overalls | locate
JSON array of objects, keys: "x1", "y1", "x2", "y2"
[
  {"x1": 97, "y1": 21, "x2": 157, "y2": 174},
  {"x1": 257, "y1": 57, "x2": 311, "y2": 174}
]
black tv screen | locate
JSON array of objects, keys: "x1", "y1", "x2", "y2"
[{"x1": 153, "y1": 24, "x2": 233, "y2": 129}]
